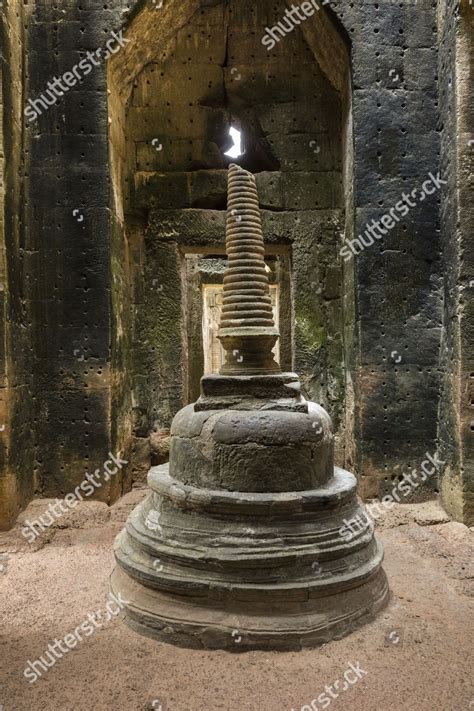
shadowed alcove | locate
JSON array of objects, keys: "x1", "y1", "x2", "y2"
[{"x1": 107, "y1": 0, "x2": 353, "y2": 482}]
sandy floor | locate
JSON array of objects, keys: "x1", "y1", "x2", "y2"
[{"x1": 0, "y1": 491, "x2": 473, "y2": 711}]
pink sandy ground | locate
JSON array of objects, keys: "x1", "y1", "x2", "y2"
[{"x1": 0, "y1": 491, "x2": 473, "y2": 711}]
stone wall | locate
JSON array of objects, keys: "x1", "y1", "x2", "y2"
[
  {"x1": 437, "y1": 0, "x2": 473, "y2": 524},
  {"x1": 346, "y1": 0, "x2": 443, "y2": 499},
  {"x1": 1, "y1": 0, "x2": 472, "y2": 527},
  {"x1": 0, "y1": 0, "x2": 33, "y2": 528},
  {"x1": 119, "y1": 0, "x2": 349, "y2": 476},
  {"x1": 112, "y1": 0, "x2": 447, "y2": 501},
  {"x1": 17, "y1": 0, "x2": 129, "y2": 511}
]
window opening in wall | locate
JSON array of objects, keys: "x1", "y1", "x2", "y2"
[{"x1": 224, "y1": 126, "x2": 244, "y2": 159}]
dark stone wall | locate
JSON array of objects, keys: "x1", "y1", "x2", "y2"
[
  {"x1": 437, "y1": 0, "x2": 473, "y2": 524},
  {"x1": 1, "y1": 0, "x2": 471, "y2": 526},
  {"x1": 438, "y1": 0, "x2": 461, "y2": 515},
  {"x1": 0, "y1": 0, "x2": 35, "y2": 528},
  {"x1": 341, "y1": 0, "x2": 443, "y2": 498},
  {"x1": 21, "y1": 0, "x2": 129, "y2": 505}
]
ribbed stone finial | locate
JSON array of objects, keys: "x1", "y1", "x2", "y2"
[{"x1": 218, "y1": 164, "x2": 280, "y2": 375}]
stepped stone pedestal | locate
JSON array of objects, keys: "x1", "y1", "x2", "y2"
[{"x1": 111, "y1": 164, "x2": 389, "y2": 650}]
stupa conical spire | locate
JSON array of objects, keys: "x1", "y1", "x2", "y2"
[{"x1": 218, "y1": 164, "x2": 280, "y2": 374}]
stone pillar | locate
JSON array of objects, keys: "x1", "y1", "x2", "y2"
[{"x1": 437, "y1": 0, "x2": 474, "y2": 525}]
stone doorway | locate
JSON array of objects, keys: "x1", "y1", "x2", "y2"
[{"x1": 106, "y1": 0, "x2": 353, "y2": 481}]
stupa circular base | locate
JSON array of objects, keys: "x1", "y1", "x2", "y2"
[
  {"x1": 111, "y1": 565, "x2": 389, "y2": 651},
  {"x1": 111, "y1": 464, "x2": 389, "y2": 651}
]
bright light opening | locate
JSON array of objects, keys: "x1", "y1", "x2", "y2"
[{"x1": 224, "y1": 126, "x2": 244, "y2": 158}]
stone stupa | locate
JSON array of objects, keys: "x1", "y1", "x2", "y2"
[{"x1": 111, "y1": 164, "x2": 389, "y2": 650}]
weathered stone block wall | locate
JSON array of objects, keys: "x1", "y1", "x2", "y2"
[
  {"x1": 437, "y1": 0, "x2": 473, "y2": 524},
  {"x1": 120, "y1": 0, "x2": 349, "y2": 474},
  {"x1": 120, "y1": 0, "x2": 444, "y2": 500},
  {"x1": 340, "y1": 0, "x2": 443, "y2": 499},
  {"x1": 18, "y1": 0, "x2": 131, "y2": 509},
  {"x1": 0, "y1": 0, "x2": 34, "y2": 528},
  {"x1": 3, "y1": 0, "x2": 471, "y2": 527}
]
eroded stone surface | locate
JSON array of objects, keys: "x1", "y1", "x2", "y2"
[{"x1": 112, "y1": 164, "x2": 388, "y2": 649}]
